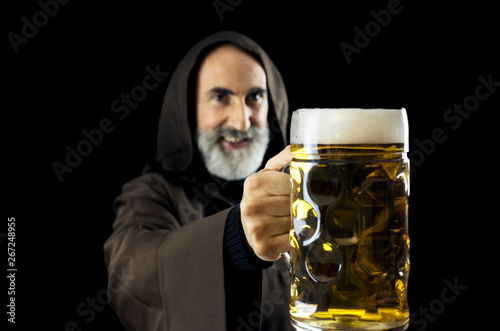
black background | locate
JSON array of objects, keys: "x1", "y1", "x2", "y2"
[{"x1": 4, "y1": 0, "x2": 497, "y2": 330}]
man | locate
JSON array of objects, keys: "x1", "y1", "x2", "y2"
[{"x1": 104, "y1": 31, "x2": 294, "y2": 330}]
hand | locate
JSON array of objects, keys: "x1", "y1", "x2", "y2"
[{"x1": 240, "y1": 146, "x2": 292, "y2": 261}]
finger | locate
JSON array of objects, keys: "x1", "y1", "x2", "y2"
[
  {"x1": 260, "y1": 197, "x2": 290, "y2": 217},
  {"x1": 275, "y1": 233, "x2": 291, "y2": 254},
  {"x1": 245, "y1": 171, "x2": 290, "y2": 197},
  {"x1": 261, "y1": 171, "x2": 291, "y2": 196},
  {"x1": 247, "y1": 216, "x2": 290, "y2": 239},
  {"x1": 270, "y1": 215, "x2": 292, "y2": 236},
  {"x1": 264, "y1": 145, "x2": 292, "y2": 171},
  {"x1": 258, "y1": 233, "x2": 291, "y2": 262}
]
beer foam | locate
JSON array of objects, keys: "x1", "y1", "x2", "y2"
[{"x1": 291, "y1": 108, "x2": 408, "y2": 147}]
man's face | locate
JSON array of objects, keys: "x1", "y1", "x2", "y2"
[{"x1": 196, "y1": 44, "x2": 270, "y2": 180}]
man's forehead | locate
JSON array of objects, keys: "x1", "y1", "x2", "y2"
[
  {"x1": 198, "y1": 44, "x2": 266, "y2": 84},
  {"x1": 203, "y1": 44, "x2": 259, "y2": 65}
]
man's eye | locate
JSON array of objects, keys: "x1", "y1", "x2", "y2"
[
  {"x1": 247, "y1": 91, "x2": 263, "y2": 103},
  {"x1": 213, "y1": 93, "x2": 228, "y2": 103},
  {"x1": 252, "y1": 93, "x2": 262, "y2": 101}
]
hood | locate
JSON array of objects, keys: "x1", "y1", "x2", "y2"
[{"x1": 156, "y1": 31, "x2": 288, "y2": 173}]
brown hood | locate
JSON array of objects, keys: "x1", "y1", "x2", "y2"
[{"x1": 156, "y1": 31, "x2": 288, "y2": 173}]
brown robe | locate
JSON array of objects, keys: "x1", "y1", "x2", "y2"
[{"x1": 104, "y1": 31, "x2": 294, "y2": 330}]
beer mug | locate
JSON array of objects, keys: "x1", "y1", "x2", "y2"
[{"x1": 287, "y1": 108, "x2": 410, "y2": 330}]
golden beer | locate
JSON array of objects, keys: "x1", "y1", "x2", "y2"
[{"x1": 288, "y1": 109, "x2": 410, "y2": 331}]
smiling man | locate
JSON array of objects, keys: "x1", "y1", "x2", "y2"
[
  {"x1": 104, "y1": 32, "x2": 294, "y2": 331},
  {"x1": 196, "y1": 44, "x2": 270, "y2": 181}
]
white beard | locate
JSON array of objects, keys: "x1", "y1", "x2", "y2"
[{"x1": 196, "y1": 125, "x2": 270, "y2": 180}]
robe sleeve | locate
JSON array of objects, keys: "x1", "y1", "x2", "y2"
[
  {"x1": 224, "y1": 204, "x2": 274, "y2": 271},
  {"x1": 103, "y1": 173, "x2": 229, "y2": 330}
]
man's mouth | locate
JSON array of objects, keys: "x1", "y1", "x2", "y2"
[{"x1": 220, "y1": 135, "x2": 249, "y2": 149}]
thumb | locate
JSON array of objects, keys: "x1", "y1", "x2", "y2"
[{"x1": 264, "y1": 145, "x2": 292, "y2": 171}]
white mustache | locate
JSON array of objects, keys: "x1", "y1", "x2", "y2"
[
  {"x1": 196, "y1": 125, "x2": 270, "y2": 180},
  {"x1": 217, "y1": 128, "x2": 253, "y2": 142},
  {"x1": 202, "y1": 127, "x2": 258, "y2": 145}
]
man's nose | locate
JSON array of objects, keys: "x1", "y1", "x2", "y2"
[{"x1": 226, "y1": 100, "x2": 251, "y2": 131}]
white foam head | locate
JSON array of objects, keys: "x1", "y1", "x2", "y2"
[{"x1": 290, "y1": 108, "x2": 408, "y2": 149}]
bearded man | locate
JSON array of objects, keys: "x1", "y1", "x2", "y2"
[{"x1": 104, "y1": 31, "x2": 294, "y2": 330}]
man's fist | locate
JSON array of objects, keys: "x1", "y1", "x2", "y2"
[{"x1": 240, "y1": 146, "x2": 292, "y2": 261}]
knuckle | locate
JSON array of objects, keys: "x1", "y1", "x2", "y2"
[
  {"x1": 243, "y1": 173, "x2": 261, "y2": 192},
  {"x1": 247, "y1": 222, "x2": 264, "y2": 240},
  {"x1": 280, "y1": 216, "x2": 292, "y2": 232},
  {"x1": 240, "y1": 199, "x2": 258, "y2": 218},
  {"x1": 254, "y1": 237, "x2": 275, "y2": 256},
  {"x1": 260, "y1": 240, "x2": 274, "y2": 255},
  {"x1": 244, "y1": 229, "x2": 260, "y2": 252},
  {"x1": 253, "y1": 243, "x2": 272, "y2": 260}
]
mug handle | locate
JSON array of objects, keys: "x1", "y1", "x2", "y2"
[
  {"x1": 280, "y1": 252, "x2": 291, "y2": 269},
  {"x1": 280, "y1": 164, "x2": 292, "y2": 270}
]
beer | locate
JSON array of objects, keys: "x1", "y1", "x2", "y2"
[{"x1": 288, "y1": 109, "x2": 410, "y2": 331}]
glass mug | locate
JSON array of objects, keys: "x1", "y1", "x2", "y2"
[{"x1": 285, "y1": 108, "x2": 410, "y2": 330}]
